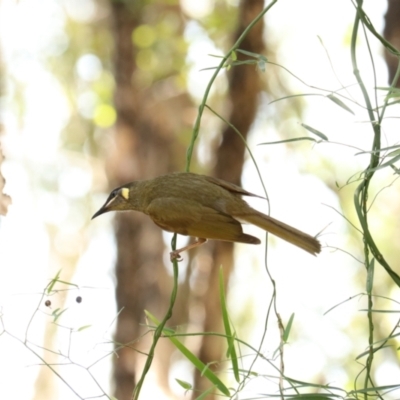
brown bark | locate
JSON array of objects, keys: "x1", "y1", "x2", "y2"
[
  {"x1": 384, "y1": 0, "x2": 400, "y2": 87},
  {"x1": 108, "y1": 3, "x2": 191, "y2": 399},
  {"x1": 193, "y1": 0, "x2": 265, "y2": 397}
]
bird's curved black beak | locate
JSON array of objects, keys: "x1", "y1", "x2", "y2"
[
  {"x1": 92, "y1": 198, "x2": 113, "y2": 219},
  {"x1": 92, "y1": 188, "x2": 125, "y2": 220},
  {"x1": 91, "y1": 206, "x2": 109, "y2": 220}
]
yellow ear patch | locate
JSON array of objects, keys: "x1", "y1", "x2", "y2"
[{"x1": 120, "y1": 187, "x2": 130, "y2": 200}]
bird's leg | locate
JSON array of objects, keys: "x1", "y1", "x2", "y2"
[{"x1": 169, "y1": 238, "x2": 207, "y2": 261}]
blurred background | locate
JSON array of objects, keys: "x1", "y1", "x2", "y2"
[{"x1": 0, "y1": 0, "x2": 400, "y2": 399}]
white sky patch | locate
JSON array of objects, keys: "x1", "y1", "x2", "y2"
[
  {"x1": 185, "y1": 20, "x2": 227, "y2": 101},
  {"x1": 181, "y1": 0, "x2": 214, "y2": 19},
  {"x1": 76, "y1": 53, "x2": 103, "y2": 82}
]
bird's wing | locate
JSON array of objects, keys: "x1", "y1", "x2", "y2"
[
  {"x1": 145, "y1": 197, "x2": 260, "y2": 244},
  {"x1": 145, "y1": 198, "x2": 201, "y2": 235},
  {"x1": 202, "y1": 175, "x2": 265, "y2": 199}
]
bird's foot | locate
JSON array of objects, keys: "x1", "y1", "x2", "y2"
[{"x1": 170, "y1": 251, "x2": 183, "y2": 262}]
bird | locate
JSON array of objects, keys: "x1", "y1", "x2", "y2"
[{"x1": 92, "y1": 172, "x2": 321, "y2": 260}]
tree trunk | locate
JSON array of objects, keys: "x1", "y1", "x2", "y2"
[
  {"x1": 108, "y1": 3, "x2": 191, "y2": 399},
  {"x1": 384, "y1": 0, "x2": 400, "y2": 87}
]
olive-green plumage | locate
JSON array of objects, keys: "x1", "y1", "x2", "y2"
[{"x1": 92, "y1": 172, "x2": 321, "y2": 259}]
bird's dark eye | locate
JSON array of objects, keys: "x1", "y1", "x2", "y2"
[{"x1": 111, "y1": 189, "x2": 119, "y2": 198}]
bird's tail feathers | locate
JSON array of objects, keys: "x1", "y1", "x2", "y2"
[{"x1": 239, "y1": 211, "x2": 321, "y2": 255}]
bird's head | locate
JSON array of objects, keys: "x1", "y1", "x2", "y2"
[{"x1": 92, "y1": 185, "x2": 133, "y2": 219}]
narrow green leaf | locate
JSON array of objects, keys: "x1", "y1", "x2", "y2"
[
  {"x1": 350, "y1": 383, "x2": 400, "y2": 393},
  {"x1": 56, "y1": 280, "x2": 79, "y2": 288},
  {"x1": 47, "y1": 269, "x2": 62, "y2": 294},
  {"x1": 301, "y1": 123, "x2": 329, "y2": 140},
  {"x1": 387, "y1": 149, "x2": 400, "y2": 157},
  {"x1": 368, "y1": 152, "x2": 400, "y2": 172},
  {"x1": 145, "y1": 311, "x2": 230, "y2": 397},
  {"x1": 269, "y1": 93, "x2": 325, "y2": 105},
  {"x1": 207, "y1": 53, "x2": 224, "y2": 59},
  {"x1": 231, "y1": 60, "x2": 257, "y2": 67},
  {"x1": 286, "y1": 376, "x2": 344, "y2": 391},
  {"x1": 355, "y1": 143, "x2": 400, "y2": 155},
  {"x1": 77, "y1": 325, "x2": 91, "y2": 332},
  {"x1": 376, "y1": 86, "x2": 400, "y2": 93},
  {"x1": 219, "y1": 267, "x2": 239, "y2": 383},
  {"x1": 386, "y1": 91, "x2": 400, "y2": 99},
  {"x1": 52, "y1": 308, "x2": 68, "y2": 322},
  {"x1": 272, "y1": 344, "x2": 280, "y2": 360},
  {"x1": 327, "y1": 94, "x2": 355, "y2": 115},
  {"x1": 199, "y1": 66, "x2": 220, "y2": 71},
  {"x1": 236, "y1": 48, "x2": 267, "y2": 62},
  {"x1": 283, "y1": 313, "x2": 295, "y2": 343},
  {"x1": 175, "y1": 379, "x2": 192, "y2": 390},
  {"x1": 258, "y1": 137, "x2": 317, "y2": 146},
  {"x1": 355, "y1": 346, "x2": 379, "y2": 360},
  {"x1": 376, "y1": 86, "x2": 400, "y2": 99},
  {"x1": 195, "y1": 386, "x2": 217, "y2": 400},
  {"x1": 280, "y1": 395, "x2": 338, "y2": 399}
]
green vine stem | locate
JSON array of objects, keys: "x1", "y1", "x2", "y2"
[
  {"x1": 351, "y1": 1, "x2": 400, "y2": 398},
  {"x1": 185, "y1": 0, "x2": 278, "y2": 172},
  {"x1": 132, "y1": 235, "x2": 179, "y2": 400}
]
